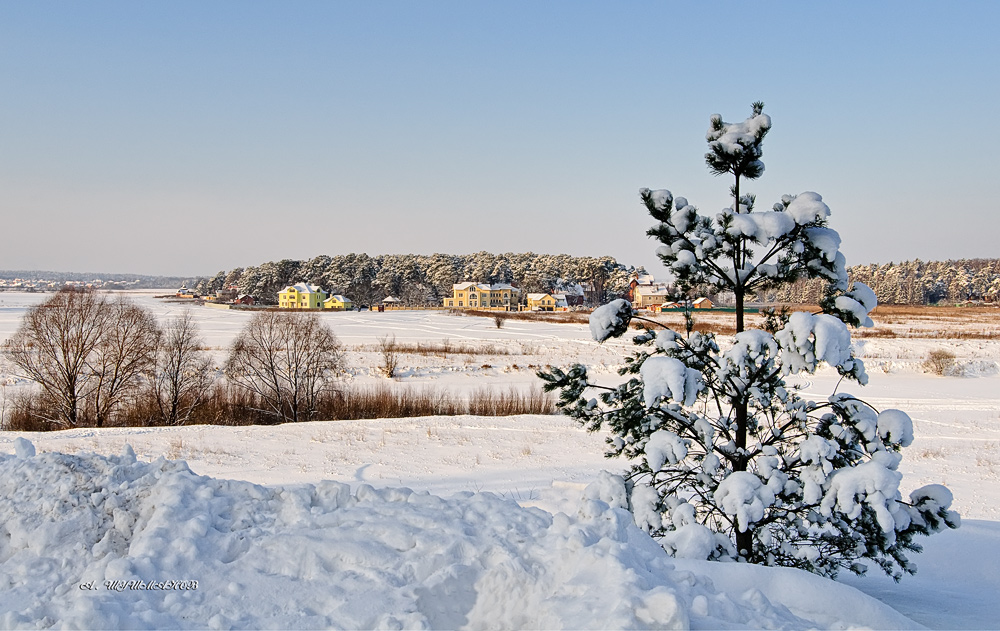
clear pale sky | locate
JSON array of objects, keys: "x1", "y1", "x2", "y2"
[{"x1": 2, "y1": 1, "x2": 997, "y2": 277}]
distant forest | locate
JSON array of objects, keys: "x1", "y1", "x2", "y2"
[
  {"x1": 762, "y1": 258, "x2": 1000, "y2": 305},
  {"x1": 194, "y1": 252, "x2": 644, "y2": 306},
  {"x1": 194, "y1": 255, "x2": 1000, "y2": 307},
  {"x1": 8, "y1": 257, "x2": 995, "y2": 307},
  {"x1": 0, "y1": 270, "x2": 193, "y2": 289}
]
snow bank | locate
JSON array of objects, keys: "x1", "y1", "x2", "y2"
[
  {"x1": 0, "y1": 445, "x2": 916, "y2": 629},
  {"x1": 672, "y1": 558, "x2": 920, "y2": 630}
]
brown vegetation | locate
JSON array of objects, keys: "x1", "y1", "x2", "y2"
[
  {"x1": 358, "y1": 339, "x2": 513, "y2": 357},
  {"x1": 3, "y1": 383, "x2": 555, "y2": 430},
  {"x1": 454, "y1": 309, "x2": 590, "y2": 325},
  {"x1": 378, "y1": 334, "x2": 400, "y2": 377},
  {"x1": 923, "y1": 349, "x2": 957, "y2": 376}
]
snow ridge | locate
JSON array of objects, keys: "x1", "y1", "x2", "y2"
[{"x1": 0, "y1": 445, "x2": 915, "y2": 629}]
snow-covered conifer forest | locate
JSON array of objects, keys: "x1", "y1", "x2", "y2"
[
  {"x1": 193, "y1": 252, "x2": 640, "y2": 306},
  {"x1": 193, "y1": 254, "x2": 1000, "y2": 308},
  {"x1": 768, "y1": 258, "x2": 1000, "y2": 305}
]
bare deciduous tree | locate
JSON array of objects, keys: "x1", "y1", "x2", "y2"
[
  {"x1": 3, "y1": 288, "x2": 113, "y2": 427},
  {"x1": 3, "y1": 289, "x2": 163, "y2": 428},
  {"x1": 152, "y1": 311, "x2": 213, "y2": 425},
  {"x1": 225, "y1": 311, "x2": 344, "y2": 423},
  {"x1": 89, "y1": 296, "x2": 159, "y2": 427}
]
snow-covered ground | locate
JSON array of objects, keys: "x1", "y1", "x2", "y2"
[{"x1": 0, "y1": 291, "x2": 998, "y2": 629}]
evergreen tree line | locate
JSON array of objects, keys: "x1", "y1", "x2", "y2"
[
  {"x1": 760, "y1": 258, "x2": 1000, "y2": 305},
  {"x1": 195, "y1": 252, "x2": 642, "y2": 306}
]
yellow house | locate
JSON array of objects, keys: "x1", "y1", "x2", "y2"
[
  {"x1": 693, "y1": 297, "x2": 713, "y2": 309},
  {"x1": 323, "y1": 294, "x2": 353, "y2": 311},
  {"x1": 526, "y1": 293, "x2": 569, "y2": 311},
  {"x1": 278, "y1": 283, "x2": 327, "y2": 309},
  {"x1": 443, "y1": 282, "x2": 517, "y2": 310},
  {"x1": 633, "y1": 285, "x2": 672, "y2": 309},
  {"x1": 527, "y1": 293, "x2": 555, "y2": 311}
]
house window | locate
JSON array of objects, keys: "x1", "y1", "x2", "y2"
[{"x1": 459, "y1": 301, "x2": 463, "y2": 306}]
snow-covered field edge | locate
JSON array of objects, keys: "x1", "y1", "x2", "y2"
[{"x1": 0, "y1": 291, "x2": 997, "y2": 628}]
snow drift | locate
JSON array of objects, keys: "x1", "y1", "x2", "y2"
[{"x1": 0, "y1": 443, "x2": 916, "y2": 629}]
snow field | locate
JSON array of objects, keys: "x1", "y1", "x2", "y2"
[{"x1": 1, "y1": 291, "x2": 999, "y2": 628}]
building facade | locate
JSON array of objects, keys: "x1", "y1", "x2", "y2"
[
  {"x1": 278, "y1": 283, "x2": 328, "y2": 309},
  {"x1": 443, "y1": 282, "x2": 518, "y2": 310},
  {"x1": 323, "y1": 294, "x2": 353, "y2": 310}
]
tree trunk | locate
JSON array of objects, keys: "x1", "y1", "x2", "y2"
[{"x1": 732, "y1": 173, "x2": 754, "y2": 559}]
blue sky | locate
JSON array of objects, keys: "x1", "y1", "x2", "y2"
[{"x1": 1, "y1": 2, "x2": 997, "y2": 277}]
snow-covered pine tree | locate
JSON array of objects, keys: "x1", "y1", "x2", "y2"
[{"x1": 539, "y1": 103, "x2": 959, "y2": 579}]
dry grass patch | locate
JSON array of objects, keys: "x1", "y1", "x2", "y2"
[
  {"x1": 923, "y1": 349, "x2": 957, "y2": 375},
  {"x1": 358, "y1": 338, "x2": 513, "y2": 357},
  {"x1": 328, "y1": 385, "x2": 555, "y2": 420},
  {"x1": 455, "y1": 309, "x2": 590, "y2": 325},
  {"x1": 853, "y1": 328, "x2": 899, "y2": 338},
  {"x1": 3, "y1": 382, "x2": 557, "y2": 431}
]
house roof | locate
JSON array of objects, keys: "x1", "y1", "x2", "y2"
[
  {"x1": 635, "y1": 286, "x2": 672, "y2": 296},
  {"x1": 283, "y1": 283, "x2": 324, "y2": 294},
  {"x1": 527, "y1": 293, "x2": 551, "y2": 300},
  {"x1": 453, "y1": 282, "x2": 517, "y2": 292},
  {"x1": 327, "y1": 295, "x2": 352, "y2": 303}
]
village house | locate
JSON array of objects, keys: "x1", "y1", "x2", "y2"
[
  {"x1": 562, "y1": 285, "x2": 586, "y2": 307},
  {"x1": 443, "y1": 282, "x2": 518, "y2": 310},
  {"x1": 278, "y1": 283, "x2": 327, "y2": 309},
  {"x1": 626, "y1": 274, "x2": 658, "y2": 301},
  {"x1": 633, "y1": 285, "x2": 673, "y2": 310},
  {"x1": 526, "y1": 293, "x2": 569, "y2": 311},
  {"x1": 215, "y1": 288, "x2": 238, "y2": 302},
  {"x1": 323, "y1": 294, "x2": 353, "y2": 311}
]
